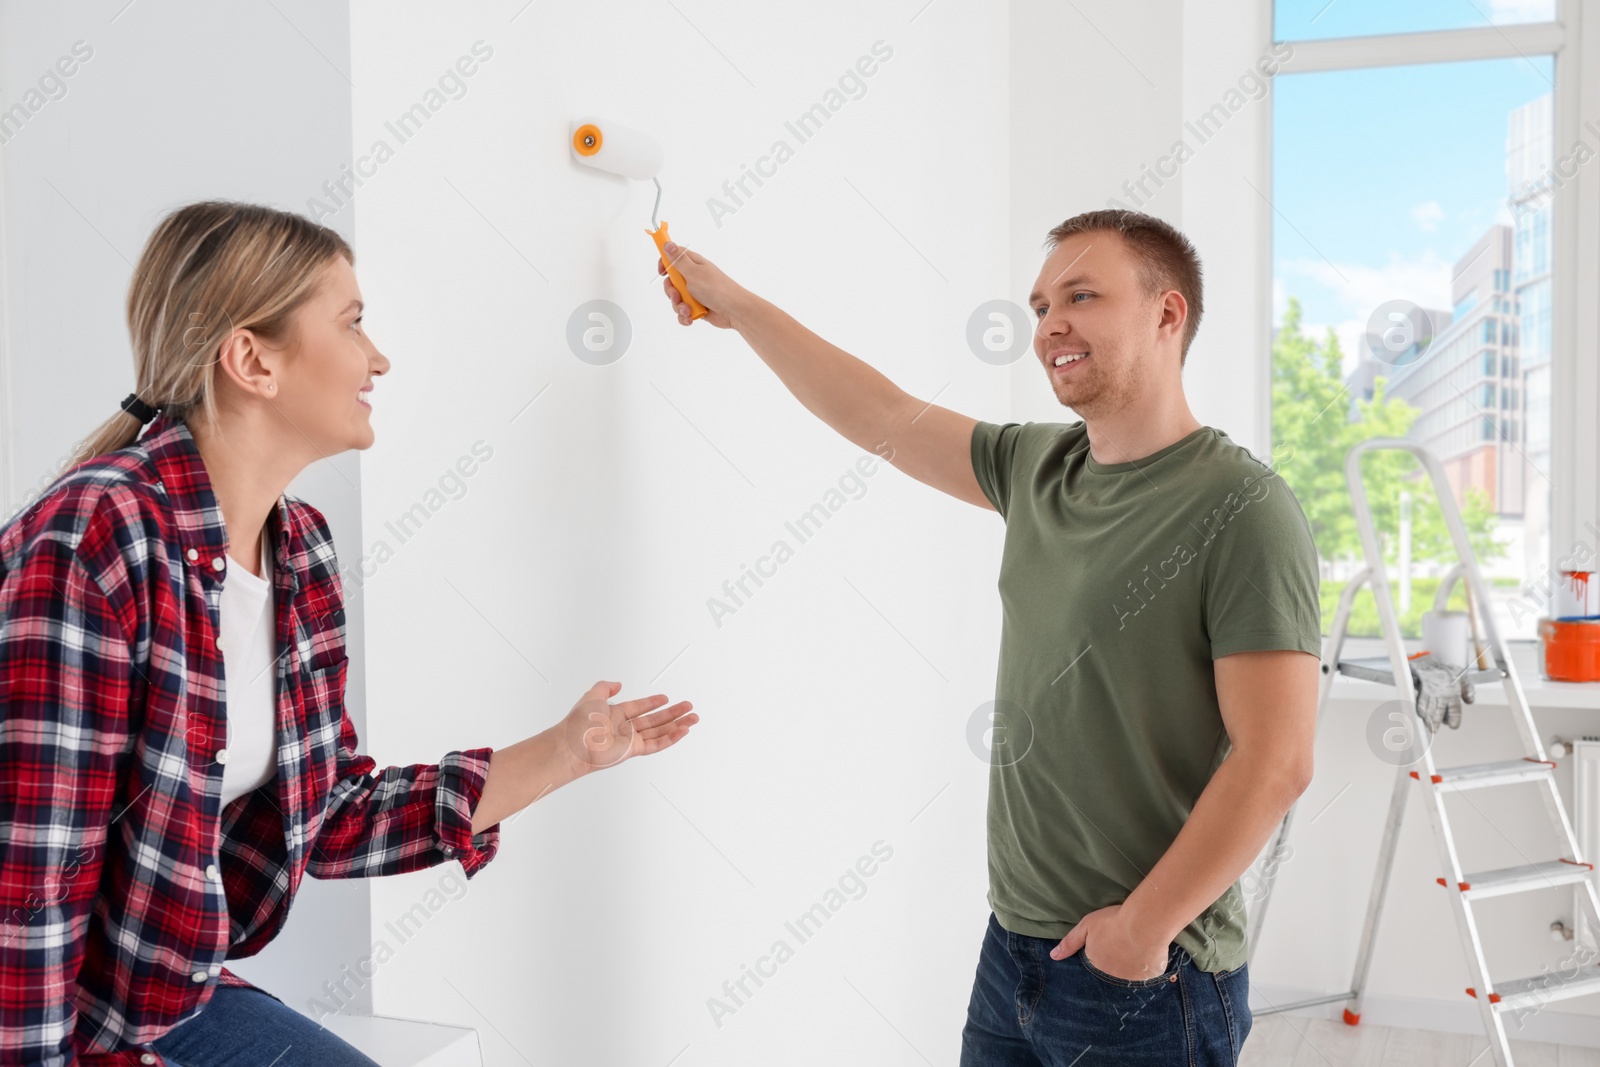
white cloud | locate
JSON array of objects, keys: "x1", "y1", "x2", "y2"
[
  {"x1": 1279, "y1": 250, "x2": 1454, "y2": 326},
  {"x1": 1278, "y1": 251, "x2": 1456, "y2": 380},
  {"x1": 1412, "y1": 200, "x2": 1446, "y2": 232},
  {"x1": 1488, "y1": 0, "x2": 1554, "y2": 24}
]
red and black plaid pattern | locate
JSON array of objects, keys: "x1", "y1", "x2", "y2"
[{"x1": 0, "y1": 413, "x2": 500, "y2": 1066}]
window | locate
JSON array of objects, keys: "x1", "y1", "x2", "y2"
[{"x1": 1271, "y1": 31, "x2": 1559, "y2": 643}]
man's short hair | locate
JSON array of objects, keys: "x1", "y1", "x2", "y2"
[{"x1": 1044, "y1": 210, "x2": 1204, "y2": 366}]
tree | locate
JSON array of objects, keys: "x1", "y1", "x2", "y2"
[{"x1": 1270, "y1": 297, "x2": 1503, "y2": 573}]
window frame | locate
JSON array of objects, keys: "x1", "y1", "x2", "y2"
[{"x1": 1264, "y1": 4, "x2": 1600, "y2": 638}]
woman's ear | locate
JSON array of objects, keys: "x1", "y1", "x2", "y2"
[{"x1": 215, "y1": 327, "x2": 283, "y2": 400}]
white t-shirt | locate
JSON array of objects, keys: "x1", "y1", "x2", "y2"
[{"x1": 218, "y1": 531, "x2": 279, "y2": 808}]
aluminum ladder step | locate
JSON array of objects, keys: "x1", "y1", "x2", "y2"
[
  {"x1": 1437, "y1": 858, "x2": 1594, "y2": 900},
  {"x1": 1469, "y1": 964, "x2": 1600, "y2": 1013},
  {"x1": 1411, "y1": 757, "x2": 1557, "y2": 792}
]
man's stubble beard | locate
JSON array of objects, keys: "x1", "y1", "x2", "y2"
[{"x1": 1048, "y1": 348, "x2": 1140, "y2": 422}]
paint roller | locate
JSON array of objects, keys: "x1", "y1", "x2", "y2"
[{"x1": 569, "y1": 117, "x2": 708, "y2": 321}]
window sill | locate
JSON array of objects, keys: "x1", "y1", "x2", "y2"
[{"x1": 1326, "y1": 635, "x2": 1600, "y2": 710}]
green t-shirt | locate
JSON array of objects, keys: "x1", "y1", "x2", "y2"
[{"x1": 969, "y1": 419, "x2": 1322, "y2": 973}]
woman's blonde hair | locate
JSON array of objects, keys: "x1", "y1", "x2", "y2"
[{"x1": 69, "y1": 200, "x2": 353, "y2": 467}]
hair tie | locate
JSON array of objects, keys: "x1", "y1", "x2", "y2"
[{"x1": 119, "y1": 393, "x2": 159, "y2": 424}]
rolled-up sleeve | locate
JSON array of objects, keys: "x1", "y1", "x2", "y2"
[{"x1": 304, "y1": 710, "x2": 501, "y2": 879}]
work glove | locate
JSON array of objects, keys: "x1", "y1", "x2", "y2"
[{"x1": 1410, "y1": 652, "x2": 1475, "y2": 732}]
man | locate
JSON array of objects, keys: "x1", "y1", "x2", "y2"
[{"x1": 659, "y1": 209, "x2": 1321, "y2": 1064}]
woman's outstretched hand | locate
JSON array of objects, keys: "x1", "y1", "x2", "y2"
[
  {"x1": 469, "y1": 681, "x2": 699, "y2": 834},
  {"x1": 658, "y1": 242, "x2": 742, "y2": 330},
  {"x1": 558, "y1": 680, "x2": 698, "y2": 775}
]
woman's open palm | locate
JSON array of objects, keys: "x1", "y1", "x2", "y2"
[{"x1": 559, "y1": 680, "x2": 698, "y2": 774}]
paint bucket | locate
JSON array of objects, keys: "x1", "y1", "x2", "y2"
[
  {"x1": 1555, "y1": 570, "x2": 1599, "y2": 620},
  {"x1": 1421, "y1": 610, "x2": 1472, "y2": 669},
  {"x1": 1539, "y1": 617, "x2": 1600, "y2": 682}
]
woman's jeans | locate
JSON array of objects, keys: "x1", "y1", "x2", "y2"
[
  {"x1": 149, "y1": 985, "x2": 380, "y2": 1067},
  {"x1": 960, "y1": 912, "x2": 1252, "y2": 1065}
]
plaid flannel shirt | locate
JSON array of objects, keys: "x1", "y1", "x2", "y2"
[{"x1": 0, "y1": 412, "x2": 501, "y2": 1066}]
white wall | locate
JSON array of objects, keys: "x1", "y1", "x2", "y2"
[
  {"x1": 1006, "y1": 0, "x2": 1186, "y2": 426},
  {"x1": 1178, "y1": 0, "x2": 1277, "y2": 458},
  {"x1": 346, "y1": 1, "x2": 1008, "y2": 1062},
  {"x1": 0, "y1": 0, "x2": 375, "y2": 1017},
  {"x1": 6, "y1": 0, "x2": 1595, "y2": 1059}
]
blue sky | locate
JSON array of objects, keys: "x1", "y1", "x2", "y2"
[
  {"x1": 1275, "y1": 0, "x2": 1552, "y2": 41},
  {"x1": 1271, "y1": 1, "x2": 1556, "y2": 368}
]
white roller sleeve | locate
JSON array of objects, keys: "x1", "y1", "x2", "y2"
[{"x1": 569, "y1": 117, "x2": 663, "y2": 179}]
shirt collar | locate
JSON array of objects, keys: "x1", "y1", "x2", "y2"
[{"x1": 139, "y1": 412, "x2": 294, "y2": 586}]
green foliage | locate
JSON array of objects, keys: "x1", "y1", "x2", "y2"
[
  {"x1": 1321, "y1": 576, "x2": 1468, "y2": 639},
  {"x1": 1321, "y1": 575, "x2": 1518, "y2": 640},
  {"x1": 1271, "y1": 297, "x2": 1505, "y2": 574}
]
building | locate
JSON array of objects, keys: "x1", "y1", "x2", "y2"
[
  {"x1": 1379, "y1": 225, "x2": 1523, "y2": 513},
  {"x1": 1345, "y1": 306, "x2": 1450, "y2": 412},
  {"x1": 1507, "y1": 91, "x2": 1553, "y2": 584}
]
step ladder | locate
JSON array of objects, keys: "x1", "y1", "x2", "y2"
[{"x1": 1244, "y1": 437, "x2": 1600, "y2": 1065}]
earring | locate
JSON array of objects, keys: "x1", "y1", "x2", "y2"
[{"x1": 267, "y1": 384, "x2": 276, "y2": 393}]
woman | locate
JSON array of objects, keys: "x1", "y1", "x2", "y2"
[{"x1": 0, "y1": 200, "x2": 699, "y2": 1066}]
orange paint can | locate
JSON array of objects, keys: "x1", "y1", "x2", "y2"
[{"x1": 1539, "y1": 617, "x2": 1600, "y2": 682}]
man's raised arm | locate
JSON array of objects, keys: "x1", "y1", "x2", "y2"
[{"x1": 658, "y1": 244, "x2": 991, "y2": 511}]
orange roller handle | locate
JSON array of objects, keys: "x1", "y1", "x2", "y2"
[{"x1": 648, "y1": 221, "x2": 707, "y2": 321}]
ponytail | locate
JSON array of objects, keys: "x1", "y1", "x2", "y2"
[{"x1": 63, "y1": 200, "x2": 353, "y2": 470}]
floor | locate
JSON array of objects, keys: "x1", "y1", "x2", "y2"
[{"x1": 1240, "y1": 1015, "x2": 1600, "y2": 1065}]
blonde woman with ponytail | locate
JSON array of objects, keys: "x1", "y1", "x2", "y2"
[{"x1": 0, "y1": 201, "x2": 700, "y2": 1066}]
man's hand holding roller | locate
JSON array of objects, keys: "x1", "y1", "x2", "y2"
[{"x1": 657, "y1": 241, "x2": 743, "y2": 330}]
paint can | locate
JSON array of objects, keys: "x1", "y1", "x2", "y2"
[
  {"x1": 1421, "y1": 610, "x2": 1472, "y2": 669},
  {"x1": 1540, "y1": 617, "x2": 1600, "y2": 683},
  {"x1": 1554, "y1": 570, "x2": 1599, "y2": 620}
]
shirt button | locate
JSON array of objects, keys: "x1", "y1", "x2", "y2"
[
  {"x1": 215, "y1": 748, "x2": 229, "y2": 764},
  {"x1": 190, "y1": 970, "x2": 208, "y2": 983},
  {"x1": 441, "y1": 846, "x2": 456, "y2": 857},
  {"x1": 186, "y1": 548, "x2": 199, "y2": 562},
  {"x1": 212, "y1": 557, "x2": 225, "y2": 571},
  {"x1": 215, "y1": 636, "x2": 226, "y2": 651},
  {"x1": 141, "y1": 1055, "x2": 157, "y2": 1065},
  {"x1": 206, "y1": 864, "x2": 220, "y2": 881}
]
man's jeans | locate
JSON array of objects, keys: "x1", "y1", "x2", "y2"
[{"x1": 960, "y1": 912, "x2": 1251, "y2": 1065}]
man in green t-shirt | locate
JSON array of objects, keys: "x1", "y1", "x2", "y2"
[{"x1": 659, "y1": 208, "x2": 1320, "y2": 1064}]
